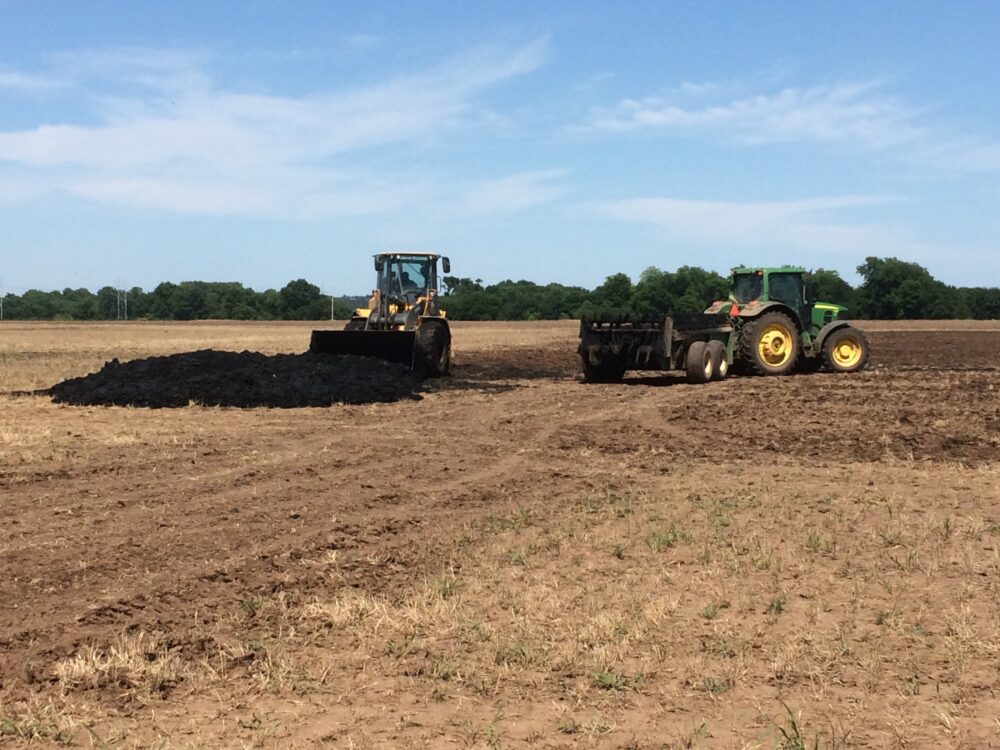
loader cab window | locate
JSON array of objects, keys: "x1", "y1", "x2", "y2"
[
  {"x1": 382, "y1": 256, "x2": 436, "y2": 296},
  {"x1": 768, "y1": 273, "x2": 803, "y2": 306},
  {"x1": 733, "y1": 273, "x2": 763, "y2": 303}
]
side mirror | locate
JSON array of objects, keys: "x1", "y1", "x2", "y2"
[
  {"x1": 441, "y1": 256, "x2": 450, "y2": 274},
  {"x1": 374, "y1": 257, "x2": 383, "y2": 272}
]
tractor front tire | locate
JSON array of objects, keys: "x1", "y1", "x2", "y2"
[
  {"x1": 416, "y1": 321, "x2": 451, "y2": 377},
  {"x1": 707, "y1": 340, "x2": 729, "y2": 380},
  {"x1": 823, "y1": 327, "x2": 870, "y2": 373},
  {"x1": 685, "y1": 341, "x2": 714, "y2": 384},
  {"x1": 739, "y1": 311, "x2": 800, "y2": 376}
]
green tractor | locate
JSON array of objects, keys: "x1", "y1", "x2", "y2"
[{"x1": 705, "y1": 265, "x2": 869, "y2": 375}]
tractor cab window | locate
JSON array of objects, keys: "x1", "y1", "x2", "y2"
[
  {"x1": 733, "y1": 274, "x2": 763, "y2": 303},
  {"x1": 768, "y1": 273, "x2": 803, "y2": 306}
]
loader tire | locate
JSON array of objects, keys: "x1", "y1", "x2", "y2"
[
  {"x1": 582, "y1": 359, "x2": 626, "y2": 383},
  {"x1": 685, "y1": 341, "x2": 714, "y2": 384},
  {"x1": 707, "y1": 340, "x2": 729, "y2": 380},
  {"x1": 416, "y1": 321, "x2": 450, "y2": 377},
  {"x1": 739, "y1": 312, "x2": 800, "y2": 376},
  {"x1": 823, "y1": 327, "x2": 869, "y2": 373},
  {"x1": 344, "y1": 318, "x2": 367, "y2": 331}
]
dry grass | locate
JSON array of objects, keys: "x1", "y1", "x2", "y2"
[
  {"x1": 38, "y1": 463, "x2": 995, "y2": 747},
  {"x1": 54, "y1": 631, "x2": 187, "y2": 696},
  {"x1": 269, "y1": 468, "x2": 1000, "y2": 747}
]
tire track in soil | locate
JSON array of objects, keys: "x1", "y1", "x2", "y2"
[{"x1": 0, "y1": 387, "x2": 593, "y2": 698}]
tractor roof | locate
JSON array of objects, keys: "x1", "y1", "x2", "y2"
[{"x1": 731, "y1": 265, "x2": 806, "y2": 275}]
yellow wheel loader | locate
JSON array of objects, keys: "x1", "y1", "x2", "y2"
[{"x1": 310, "y1": 252, "x2": 452, "y2": 376}]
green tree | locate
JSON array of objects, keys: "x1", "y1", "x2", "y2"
[
  {"x1": 592, "y1": 273, "x2": 632, "y2": 308},
  {"x1": 95, "y1": 286, "x2": 121, "y2": 319},
  {"x1": 856, "y1": 257, "x2": 956, "y2": 319},
  {"x1": 629, "y1": 267, "x2": 674, "y2": 316},
  {"x1": 672, "y1": 266, "x2": 729, "y2": 312},
  {"x1": 960, "y1": 288, "x2": 1000, "y2": 319},
  {"x1": 278, "y1": 279, "x2": 326, "y2": 319}
]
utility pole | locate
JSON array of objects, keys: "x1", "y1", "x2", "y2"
[
  {"x1": 330, "y1": 291, "x2": 335, "y2": 321},
  {"x1": 123, "y1": 289, "x2": 128, "y2": 321}
]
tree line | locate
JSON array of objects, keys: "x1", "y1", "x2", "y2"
[
  {"x1": 2, "y1": 257, "x2": 998, "y2": 321},
  {"x1": 441, "y1": 257, "x2": 1000, "y2": 320},
  {"x1": 1, "y1": 279, "x2": 359, "y2": 321}
]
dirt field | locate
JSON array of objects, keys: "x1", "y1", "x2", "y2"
[{"x1": 2, "y1": 319, "x2": 1000, "y2": 749}]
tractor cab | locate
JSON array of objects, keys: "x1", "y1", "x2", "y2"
[{"x1": 722, "y1": 266, "x2": 846, "y2": 332}]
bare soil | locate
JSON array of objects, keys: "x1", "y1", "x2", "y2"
[{"x1": 1, "y1": 321, "x2": 999, "y2": 749}]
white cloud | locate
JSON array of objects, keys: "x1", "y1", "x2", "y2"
[
  {"x1": 582, "y1": 77, "x2": 1000, "y2": 173},
  {"x1": 0, "y1": 69, "x2": 64, "y2": 91},
  {"x1": 0, "y1": 39, "x2": 549, "y2": 216},
  {"x1": 594, "y1": 194, "x2": 915, "y2": 256},
  {"x1": 920, "y1": 136, "x2": 1000, "y2": 173},
  {"x1": 461, "y1": 169, "x2": 568, "y2": 214},
  {"x1": 584, "y1": 80, "x2": 920, "y2": 148}
]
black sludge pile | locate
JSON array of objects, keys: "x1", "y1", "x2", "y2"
[{"x1": 49, "y1": 350, "x2": 420, "y2": 408}]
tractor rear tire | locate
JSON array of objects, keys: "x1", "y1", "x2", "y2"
[
  {"x1": 344, "y1": 318, "x2": 367, "y2": 331},
  {"x1": 416, "y1": 321, "x2": 450, "y2": 377},
  {"x1": 707, "y1": 340, "x2": 729, "y2": 380},
  {"x1": 582, "y1": 359, "x2": 626, "y2": 383},
  {"x1": 686, "y1": 341, "x2": 714, "y2": 384},
  {"x1": 739, "y1": 311, "x2": 800, "y2": 376},
  {"x1": 823, "y1": 327, "x2": 870, "y2": 373}
]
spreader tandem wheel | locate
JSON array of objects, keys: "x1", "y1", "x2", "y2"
[
  {"x1": 707, "y1": 340, "x2": 729, "y2": 380},
  {"x1": 685, "y1": 341, "x2": 714, "y2": 383}
]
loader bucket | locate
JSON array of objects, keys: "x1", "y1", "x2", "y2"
[{"x1": 309, "y1": 329, "x2": 417, "y2": 369}]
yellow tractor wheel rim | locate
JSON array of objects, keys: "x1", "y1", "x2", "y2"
[
  {"x1": 832, "y1": 336, "x2": 863, "y2": 368},
  {"x1": 757, "y1": 323, "x2": 793, "y2": 367}
]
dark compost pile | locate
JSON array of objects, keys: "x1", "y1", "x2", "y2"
[{"x1": 49, "y1": 350, "x2": 420, "y2": 407}]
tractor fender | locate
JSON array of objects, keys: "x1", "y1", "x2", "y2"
[
  {"x1": 813, "y1": 320, "x2": 852, "y2": 354},
  {"x1": 737, "y1": 301, "x2": 803, "y2": 329}
]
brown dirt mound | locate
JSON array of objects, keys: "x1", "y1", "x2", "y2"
[{"x1": 48, "y1": 349, "x2": 420, "y2": 407}]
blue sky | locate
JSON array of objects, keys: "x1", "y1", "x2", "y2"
[{"x1": 1, "y1": 1, "x2": 999, "y2": 295}]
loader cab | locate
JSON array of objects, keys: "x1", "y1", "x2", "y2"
[{"x1": 375, "y1": 254, "x2": 445, "y2": 301}]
